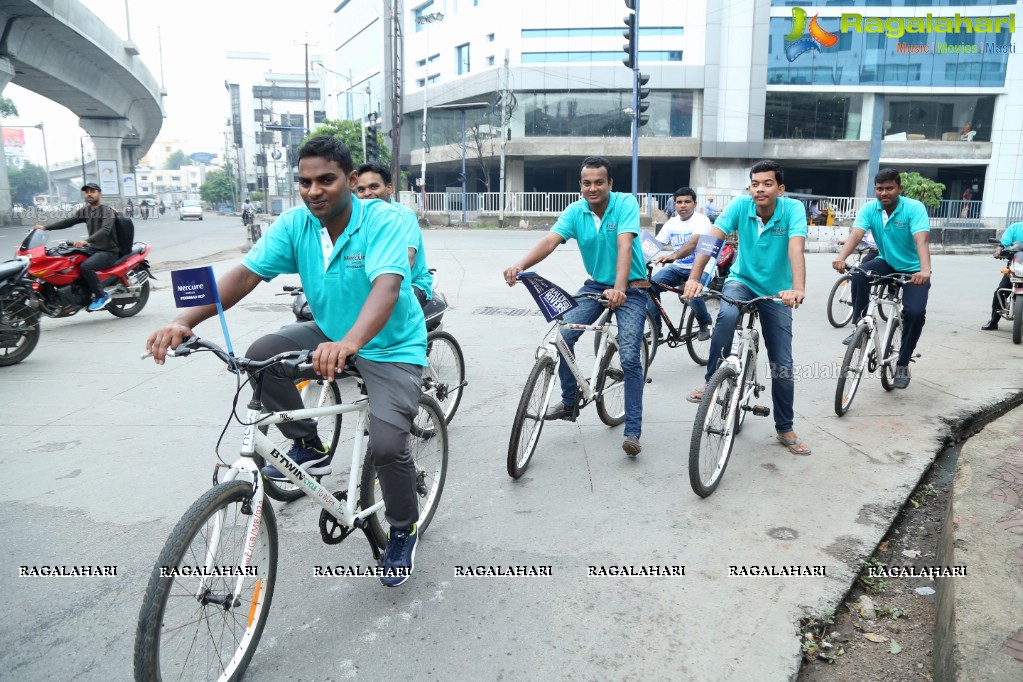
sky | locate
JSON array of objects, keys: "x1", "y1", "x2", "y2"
[{"x1": 4, "y1": 0, "x2": 335, "y2": 169}]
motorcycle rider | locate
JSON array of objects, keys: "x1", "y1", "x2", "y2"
[
  {"x1": 981, "y1": 220, "x2": 1023, "y2": 330},
  {"x1": 241, "y1": 198, "x2": 255, "y2": 220},
  {"x1": 34, "y1": 182, "x2": 118, "y2": 311}
]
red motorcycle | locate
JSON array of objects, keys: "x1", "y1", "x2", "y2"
[{"x1": 17, "y1": 229, "x2": 154, "y2": 318}]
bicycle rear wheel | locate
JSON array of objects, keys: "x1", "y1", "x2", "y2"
[
  {"x1": 595, "y1": 337, "x2": 647, "y2": 426},
  {"x1": 361, "y1": 394, "x2": 448, "y2": 549},
  {"x1": 879, "y1": 317, "x2": 902, "y2": 392},
  {"x1": 507, "y1": 354, "x2": 557, "y2": 479},
  {"x1": 685, "y1": 295, "x2": 720, "y2": 366},
  {"x1": 827, "y1": 275, "x2": 854, "y2": 328},
  {"x1": 835, "y1": 326, "x2": 870, "y2": 416},
  {"x1": 643, "y1": 309, "x2": 658, "y2": 368},
  {"x1": 424, "y1": 330, "x2": 465, "y2": 424},
  {"x1": 689, "y1": 365, "x2": 739, "y2": 498},
  {"x1": 260, "y1": 379, "x2": 342, "y2": 503},
  {"x1": 134, "y1": 480, "x2": 277, "y2": 682}
]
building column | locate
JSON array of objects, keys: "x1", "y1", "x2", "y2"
[
  {"x1": 79, "y1": 117, "x2": 138, "y2": 209},
  {"x1": 0, "y1": 57, "x2": 16, "y2": 219}
]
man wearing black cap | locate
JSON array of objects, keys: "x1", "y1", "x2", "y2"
[{"x1": 35, "y1": 182, "x2": 119, "y2": 311}]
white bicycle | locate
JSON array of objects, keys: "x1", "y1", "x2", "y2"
[{"x1": 133, "y1": 337, "x2": 448, "y2": 681}]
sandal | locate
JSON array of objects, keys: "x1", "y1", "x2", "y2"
[
  {"x1": 776, "y1": 433, "x2": 812, "y2": 456},
  {"x1": 686, "y1": 385, "x2": 706, "y2": 404}
]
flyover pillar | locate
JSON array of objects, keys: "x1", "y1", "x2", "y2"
[
  {"x1": 0, "y1": 57, "x2": 16, "y2": 219},
  {"x1": 79, "y1": 117, "x2": 140, "y2": 209}
]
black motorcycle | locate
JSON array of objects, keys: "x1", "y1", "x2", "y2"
[{"x1": 0, "y1": 256, "x2": 41, "y2": 366}]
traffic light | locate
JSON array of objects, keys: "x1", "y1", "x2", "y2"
[
  {"x1": 622, "y1": 0, "x2": 637, "y2": 70},
  {"x1": 637, "y1": 72, "x2": 650, "y2": 127},
  {"x1": 366, "y1": 122, "x2": 379, "y2": 161}
]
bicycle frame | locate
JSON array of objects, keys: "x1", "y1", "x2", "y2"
[
  {"x1": 848, "y1": 284, "x2": 904, "y2": 376},
  {"x1": 209, "y1": 397, "x2": 381, "y2": 603},
  {"x1": 721, "y1": 309, "x2": 761, "y2": 418},
  {"x1": 541, "y1": 315, "x2": 620, "y2": 405}
]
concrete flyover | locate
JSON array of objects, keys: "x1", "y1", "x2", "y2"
[{"x1": 0, "y1": 0, "x2": 164, "y2": 213}]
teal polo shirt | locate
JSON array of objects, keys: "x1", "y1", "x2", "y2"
[
  {"x1": 1000, "y1": 221, "x2": 1023, "y2": 247},
  {"x1": 715, "y1": 195, "x2": 807, "y2": 298},
  {"x1": 852, "y1": 196, "x2": 929, "y2": 272},
  {"x1": 243, "y1": 199, "x2": 427, "y2": 366},
  {"x1": 394, "y1": 201, "x2": 433, "y2": 299},
  {"x1": 551, "y1": 191, "x2": 646, "y2": 285}
]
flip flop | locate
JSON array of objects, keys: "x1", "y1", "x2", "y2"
[
  {"x1": 776, "y1": 434, "x2": 812, "y2": 456},
  {"x1": 686, "y1": 385, "x2": 706, "y2": 404}
]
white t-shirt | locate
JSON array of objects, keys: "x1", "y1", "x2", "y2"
[{"x1": 655, "y1": 212, "x2": 713, "y2": 270}]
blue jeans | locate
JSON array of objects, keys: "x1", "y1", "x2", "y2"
[
  {"x1": 703, "y1": 281, "x2": 795, "y2": 433},
  {"x1": 647, "y1": 266, "x2": 711, "y2": 336},
  {"x1": 850, "y1": 258, "x2": 929, "y2": 367},
  {"x1": 558, "y1": 280, "x2": 646, "y2": 438}
]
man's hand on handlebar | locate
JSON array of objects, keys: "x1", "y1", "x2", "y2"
[
  {"x1": 778, "y1": 289, "x2": 805, "y2": 309},
  {"x1": 909, "y1": 271, "x2": 931, "y2": 286},
  {"x1": 312, "y1": 340, "x2": 360, "y2": 382},
  {"x1": 832, "y1": 258, "x2": 848, "y2": 273},
  {"x1": 502, "y1": 265, "x2": 523, "y2": 286},
  {"x1": 601, "y1": 288, "x2": 626, "y2": 309},
  {"x1": 682, "y1": 279, "x2": 703, "y2": 302},
  {"x1": 651, "y1": 254, "x2": 675, "y2": 264},
  {"x1": 146, "y1": 323, "x2": 196, "y2": 365}
]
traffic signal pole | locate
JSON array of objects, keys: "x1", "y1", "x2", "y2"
[{"x1": 623, "y1": 0, "x2": 641, "y2": 198}]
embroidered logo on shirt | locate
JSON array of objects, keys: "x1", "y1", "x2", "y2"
[{"x1": 344, "y1": 252, "x2": 366, "y2": 269}]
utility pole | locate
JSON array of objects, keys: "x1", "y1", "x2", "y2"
[
  {"x1": 498, "y1": 49, "x2": 511, "y2": 228},
  {"x1": 295, "y1": 35, "x2": 317, "y2": 133},
  {"x1": 415, "y1": 11, "x2": 445, "y2": 219}
]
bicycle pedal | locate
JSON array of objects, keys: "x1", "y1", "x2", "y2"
[{"x1": 750, "y1": 405, "x2": 771, "y2": 417}]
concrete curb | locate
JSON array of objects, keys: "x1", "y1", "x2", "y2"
[{"x1": 935, "y1": 400, "x2": 1023, "y2": 680}]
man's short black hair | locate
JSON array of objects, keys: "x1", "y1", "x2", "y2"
[
  {"x1": 357, "y1": 162, "x2": 392, "y2": 185},
  {"x1": 874, "y1": 168, "x2": 902, "y2": 186},
  {"x1": 580, "y1": 156, "x2": 612, "y2": 182},
  {"x1": 297, "y1": 136, "x2": 354, "y2": 175},
  {"x1": 750, "y1": 160, "x2": 784, "y2": 185},
  {"x1": 673, "y1": 187, "x2": 697, "y2": 201}
]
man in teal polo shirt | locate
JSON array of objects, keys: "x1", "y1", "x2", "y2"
[
  {"x1": 683, "y1": 160, "x2": 810, "y2": 456},
  {"x1": 833, "y1": 168, "x2": 932, "y2": 389},
  {"x1": 503, "y1": 156, "x2": 648, "y2": 457},
  {"x1": 980, "y1": 220, "x2": 1023, "y2": 330},
  {"x1": 146, "y1": 136, "x2": 427, "y2": 586}
]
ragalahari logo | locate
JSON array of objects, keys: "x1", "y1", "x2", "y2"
[{"x1": 784, "y1": 7, "x2": 839, "y2": 61}]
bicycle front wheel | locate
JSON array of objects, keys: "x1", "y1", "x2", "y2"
[
  {"x1": 835, "y1": 325, "x2": 870, "y2": 416},
  {"x1": 880, "y1": 317, "x2": 902, "y2": 392},
  {"x1": 261, "y1": 379, "x2": 342, "y2": 503},
  {"x1": 361, "y1": 394, "x2": 449, "y2": 549},
  {"x1": 424, "y1": 330, "x2": 466, "y2": 424},
  {"x1": 507, "y1": 354, "x2": 557, "y2": 479},
  {"x1": 685, "y1": 295, "x2": 720, "y2": 366},
  {"x1": 134, "y1": 481, "x2": 278, "y2": 682},
  {"x1": 595, "y1": 337, "x2": 647, "y2": 426},
  {"x1": 827, "y1": 275, "x2": 854, "y2": 328},
  {"x1": 689, "y1": 365, "x2": 740, "y2": 498}
]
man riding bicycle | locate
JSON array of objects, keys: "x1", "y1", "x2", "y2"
[
  {"x1": 833, "y1": 168, "x2": 932, "y2": 389},
  {"x1": 683, "y1": 160, "x2": 810, "y2": 456},
  {"x1": 146, "y1": 136, "x2": 427, "y2": 586}
]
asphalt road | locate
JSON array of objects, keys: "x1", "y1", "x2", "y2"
[{"x1": 1, "y1": 229, "x2": 1021, "y2": 680}]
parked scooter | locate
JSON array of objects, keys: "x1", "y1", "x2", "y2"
[
  {"x1": 990, "y1": 239, "x2": 1023, "y2": 344},
  {"x1": 0, "y1": 255, "x2": 41, "y2": 366},
  {"x1": 16, "y1": 228, "x2": 154, "y2": 320}
]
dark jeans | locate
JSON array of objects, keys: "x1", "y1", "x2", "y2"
[
  {"x1": 79, "y1": 249, "x2": 118, "y2": 299},
  {"x1": 992, "y1": 273, "x2": 1011, "y2": 316},
  {"x1": 850, "y1": 258, "x2": 930, "y2": 367},
  {"x1": 704, "y1": 281, "x2": 795, "y2": 433}
]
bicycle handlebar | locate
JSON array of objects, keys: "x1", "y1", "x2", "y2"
[
  {"x1": 141, "y1": 337, "x2": 356, "y2": 378},
  {"x1": 703, "y1": 290, "x2": 783, "y2": 308},
  {"x1": 846, "y1": 266, "x2": 914, "y2": 284}
]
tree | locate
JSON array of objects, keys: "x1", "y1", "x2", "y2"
[
  {"x1": 165, "y1": 150, "x2": 189, "y2": 170},
  {"x1": 899, "y1": 171, "x2": 945, "y2": 211},
  {"x1": 303, "y1": 119, "x2": 391, "y2": 168},
  {"x1": 468, "y1": 118, "x2": 497, "y2": 193},
  {"x1": 199, "y1": 169, "x2": 234, "y2": 205},
  {"x1": 0, "y1": 96, "x2": 18, "y2": 119},
  {"x1": 8, "y1": 161, "x2": 48, "y2": 205}
]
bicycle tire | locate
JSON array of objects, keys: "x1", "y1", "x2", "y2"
[
  {"x1": 689, "y1": 364, "x2": 739, "y2": 498},
  {"x1": 507, "y1": 354, "x2": 557, "y2": 479},
  {"x1": 261, "y1": 379, "x2": 342, "y2": 503},
  {"x1": 643, "y1": 309, "x2": 658, "y2": 368},
  {"x1": 880, "y1": 317, "x2": 902, "y2": 392},
  {"x1": 361, "y1": 394, "x2": 448, "y2": 549},
  {"x1": 424, "y1": 330, "x2": 465, "y2": 424},
  {"x1": 134, "y1": 480, "x2": 277, "y2": 682},
  {"x1": 595, "y1": 336, "x2": 647, "y2": 426},
  {"x1": 685, "y1": 295, "x2": 720, "y2": 366},
  {"x1": 876, "y1": 284, "x2": 890, "y2": 322},
  {"x1": 734, "y1": 348, "x2": 754, "y2": 435},
  {"x1": 835, "y1": 325, "x2": 870, "y2": 416},
  {"x1": 826, "y1": 275, "x2": 854, "y2": 328}
]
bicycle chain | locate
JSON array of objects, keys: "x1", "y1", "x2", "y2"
[{"x1": 319, "y1": 491, "x2": 355, "y2": 545}]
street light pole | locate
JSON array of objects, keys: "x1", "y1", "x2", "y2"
[{"x1": 35, "y1": 123, "x2": 55, "y2": 202}]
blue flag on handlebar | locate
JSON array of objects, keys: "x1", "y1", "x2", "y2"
[
  {"x1": 170, "y1": 266, "x2": 220, "y2": 307},
  {"x1": 695, "y1": 235, "x2": 724, "y2": 287},
  {"x1": 517, "y1": 272, "x2": 579, "y2": 322},
  {"x1": 170, "y1": 265, "x2": 234, "y2": 355}
]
